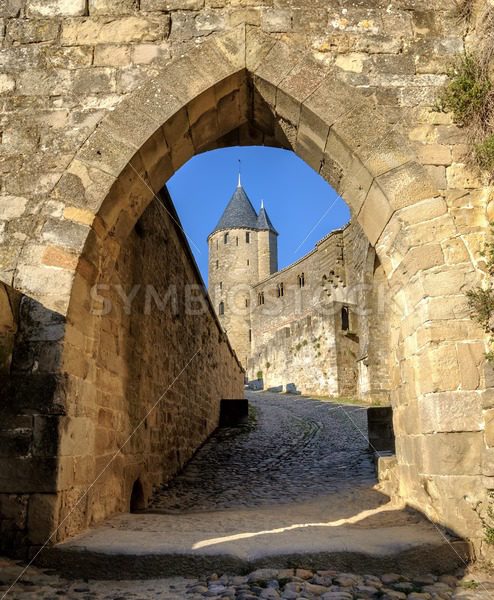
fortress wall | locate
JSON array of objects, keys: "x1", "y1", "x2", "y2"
[
  {"x1": 248, "y1": 311, "x2": 341, "y2": 396},
  {"x1": 248, "y1": 226, "x2": 361, "y2": 396},
  {"x1": 247, "y1": 220, "x2": 390, "y2": 400},
  {"x1": 68, "y1": 196, "x2": 244, "y2": 537}
]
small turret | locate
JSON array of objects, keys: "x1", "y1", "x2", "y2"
[
  {"x1": 256, "y1": 199, "x2": 278, "y2": 234},
  {"x1": 257, "y1": 200, "x2": 278, "y2": 281}
]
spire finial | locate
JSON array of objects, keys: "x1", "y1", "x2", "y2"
[
  {"x1": 237, "y1": 159, "x2": 241, "y2": 187},
  {"x1": 261, "y1": 199, "x2": 264, "y2": 209}
]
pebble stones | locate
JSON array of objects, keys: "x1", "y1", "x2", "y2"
[
  {"x1": 181, "y1": 568, "x2": 459, "y2": 600},
  {"x1": 0, "y1": 559, "x2": 483, "y2": 600}
]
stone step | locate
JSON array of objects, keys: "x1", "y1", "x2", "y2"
[{"x1": 36, "y1": 503, "x2": 472, "y2": 580}]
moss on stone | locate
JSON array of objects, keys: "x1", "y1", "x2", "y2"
[{"x1": 475, "y1": 134, "x2": 494, "y2": 171}]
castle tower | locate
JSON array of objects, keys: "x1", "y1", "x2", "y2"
[{"x1": 208, "y1": 177, "x2": 278, "y2": 366}]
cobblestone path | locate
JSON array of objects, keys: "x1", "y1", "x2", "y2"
[
  {"x1": 1, "y1": 393, "x2": 488, "y2": 599},
  {"x1": 148, "y1": 391, "x2": 376, "y2": 513}
]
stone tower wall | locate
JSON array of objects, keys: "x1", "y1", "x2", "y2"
[
  {"x1": 248, "y1": 219, "x2": 393, "y2": 400},
  {"x1": 208, "y1": 227, "x2": 259, "y2": 367},
  {"x1": 257, "y1": 230, "x2": 278, "y2": 281}
]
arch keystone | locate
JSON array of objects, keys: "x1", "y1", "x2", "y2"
[
  {"x1": 275, "y1": 55, "x2": 330, "y2": 126},
  {"x1": 245, "y1": 25, "x2": 277, "y2": 72}
]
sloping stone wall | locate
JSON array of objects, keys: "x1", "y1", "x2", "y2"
[
  {"x1": 56, "y1": 190, "x2": 243, "y2": 543},
  {"x1": 0, "y1": 192, "x2": 244, "y2": 556}
]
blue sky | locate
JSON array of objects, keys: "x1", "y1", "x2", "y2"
[{"x1": 168, "y1": 146, "x2": 350, "y2": 283}]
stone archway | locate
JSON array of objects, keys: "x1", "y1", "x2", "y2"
[{"x1": 0, "y1": 26, "x2": 488, "y2": 554}]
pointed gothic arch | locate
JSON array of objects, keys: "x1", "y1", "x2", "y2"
[{"x1": 0, "y1": 25, "x2": 486, "y2": 551}]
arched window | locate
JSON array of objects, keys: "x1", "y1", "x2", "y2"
[
  {"x1": 298, "y1": 273, "x2": 305, "y2": 288},
  {"x1": 277, "y1": 282, "x2": 284, "y2": 297},
  {"x1": 341, "y1": 306, "x2": 350, "y2": 331},
  {"x1": 245, "y1": 298, "x2": 249, "y2": 307},
  {"x1": 224, "y1": 232, "x2": 229, "y2": 244},
  {"x1": 216, "y1": 260, "x2": 219, "y2": 269},
  {"x1": 219, "y1": 301, "x2": 225, "y2": 315},
  {"x1": 219, "y1": 282, "x2": 223, "y2": 291},
  {"x1": 236, "y1": 236, "x2": 239, "y2": 246},
  {"x1": 257, "y1": 292, "x2": 264, "y2": 306},
  {"x1": 246, "y1": 232, "x2": 250, "y2": 243},
  {"x1": 247, "y1": 259, "x2": 250, "y2": 266}
]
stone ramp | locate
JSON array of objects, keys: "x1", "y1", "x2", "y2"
[{"x1": 38, "y1": 495, "x2": 472, "y2": 579}]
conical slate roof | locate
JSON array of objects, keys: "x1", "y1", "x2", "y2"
[
  {"x1": 257, "y1": 204, "x2": 278, "y2": 235},
  {"x1": 210, "y1": 181, "x2": 259, "y2": 235}
]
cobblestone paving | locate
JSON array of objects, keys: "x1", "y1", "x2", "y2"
[
  {"x1": 1, "y1": 393, "x2": 490, "y2": 598},
  {"x1": 148, "y1": 392, "x2": 376, "y2": 512}
]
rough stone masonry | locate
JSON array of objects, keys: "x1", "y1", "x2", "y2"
[{"x1": 0, "y1": 0, "x2": 492, "y2": 561}]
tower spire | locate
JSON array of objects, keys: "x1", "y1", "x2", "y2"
[{"x1": 237, "y1": 159, "x2": 241, "y2": 188}]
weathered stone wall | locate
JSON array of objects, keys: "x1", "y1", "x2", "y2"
[
  {"x1": 248, "y1": 226, "x2": 361, "y2": 396},
  {"x1": 341, "y1": 221, "x2": 392, "y2": 404},
  {"x1": 0, "y1": 193, "x2": 244, "y2": 555},
  {"x1": 58, "y1": 192, "x2": 243, "y2": 542},
  {"x1": 247, "y1": 220, "x2": 387, "y2": 400},
  {"x1": 0, "y1": 293, "x2": 66, "y2": 556},
  {"x1": 0, "y1": 0, "x2": 492, "y2": 554},
  {"x1": 208, "y1": 226, "x2": 260, "y2": 367},
  {"x1": 249, "y1": 312, "x2": 341, "y2": 395},
  {"x1": 362, "y1": 256, "x2": 392, "y2": 403}
]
